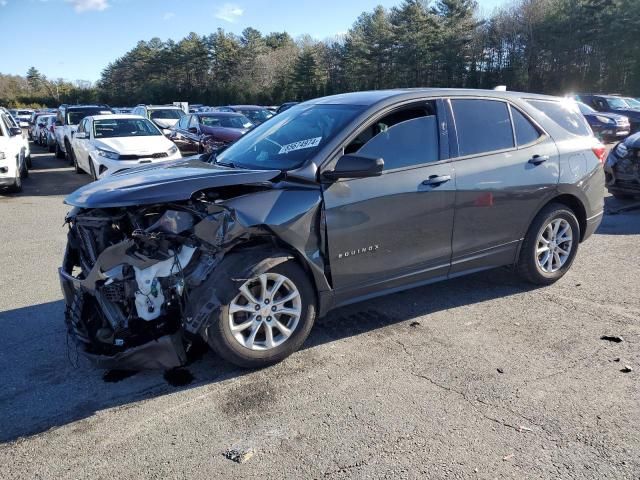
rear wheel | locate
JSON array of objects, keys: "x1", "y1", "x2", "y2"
[
  {"x1": 55, "y1": 142, "x2": 65, "y2": 159},
  {"x1": 517, "y1": 203, "x2": 580, "y2": 285},
  {"x1": 64, "y1": 140, "x2": 74, "y2": 166},
  {"x1": 207, "y1": 257, "x2": 316, "y2": 368}
]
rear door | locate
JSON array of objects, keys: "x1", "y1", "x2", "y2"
[
  {"x1": 323, "y1": 99, "x2": 456, "y2": 302},
  {"x1": 447, "y1": 97, "x2": 559, "y2": 274}
]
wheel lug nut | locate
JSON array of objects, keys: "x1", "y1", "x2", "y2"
[
  {"x1": 271, "y1": 306, "x2": 277, "y2": 312},
  {"x1": 267, "y1": 316, "x2": 272, "y2": 321},
  {"x1": 256, "y1": 315, "x2": 262, "y2": 321},
  {"x1": 255, "y1": 305, "x2": 260, "y2": 311},
  {"x1": 264, "y1": 299, "x2": 270, "y2": 305}
]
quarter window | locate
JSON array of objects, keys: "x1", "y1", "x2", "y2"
[
  {"x1": 510, "y1": 106, "x2": 541, "y2": 146},
  {"x1": 527, "y1": 100, "x2": 592, "y2": 137},
  {"x1": 346, "y1": 102, "x2": 439, "y2": 170},
  {"x1": 189, "y1": 116, "x2": 199, "y2": 129},
  {"x1": 451, "y1": 99, "x2": 514, "y2": 156}
]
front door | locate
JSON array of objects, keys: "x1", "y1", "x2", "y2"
[{"x1": 322, "y1": 100, "x2": 456, "y2": 302}]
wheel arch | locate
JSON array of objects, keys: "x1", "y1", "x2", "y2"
[{"x1": 527, "y1": 193, "x2": 588, "y2": 243}]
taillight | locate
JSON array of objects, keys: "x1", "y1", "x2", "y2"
[{"x1": 592, "y1": 144, "x2": 606, "y2": 164}]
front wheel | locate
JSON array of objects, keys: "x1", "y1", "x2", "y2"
[
  {"x1": 517, "y1": 203, "x2": 580, "y2": 285},
  {"x1": 207, "y1": 257, "x2": 316, "y2": 368}
]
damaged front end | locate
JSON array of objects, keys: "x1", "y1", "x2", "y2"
[
  {"x1": 59, "y1": 184, "x2": 325, "y2": 370},
  {"x1": 605, "y1": 134, "x2": 640, "y2": 196}
]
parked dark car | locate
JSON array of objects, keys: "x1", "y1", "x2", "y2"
[
  {"x1": 575, "y1": 101, "x2": 630, "y2": 140},
  {"x1": 169, "y1": 112, "x2": 253, "y2": 155},
  {"x1": 604, "y1": 132, "x2": 640, "y2": 198},
  {"x1": 574, "y1": 94, "x2": 640, "y2": 133},
  {"x1": 59, "y1": 89, "x2": 605, "y2": 371},
  {"x1": 276, "y1": 102, "x2": 299, "y2": 114},
  {"x1": 219, "y1": 105, "x2": 274, "y2": 125}
]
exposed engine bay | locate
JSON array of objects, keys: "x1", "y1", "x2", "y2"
[{"x1": 59, "y1": 183, "x2": 325, "y2": 370}]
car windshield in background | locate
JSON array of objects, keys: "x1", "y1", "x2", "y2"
[
  {"x1": 17, "y1": 110, "x2": 32, "y2": 115},
  {"x1": 624, "y1": 97, "x2": 640, "y2": 108},
  {"x1": 577, "y1": 102, "x2": 596, "y2": 114},
  {"x1": 237, "y1": 109, "x2": 273, "y2": 124},
  {"x1": 93, "y1": 118, "x2": 161, "y2": 138},
  {"x1": 216, "y1": 104, "x2": 364, "y2": 171},
  {"x1": 67, "y1": 108, "x2": 112, "y2": 125},
  {"x1": 200, "y1": 115, "x2": 253, "y2": 129},
  {"x1": 606, "y1": 97, "x2": 629, "y2": 109},
  {"x1": 149, "y1": 109, "x2": 184, "y2": 120}
]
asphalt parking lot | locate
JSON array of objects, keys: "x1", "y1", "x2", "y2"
[{"x1": 0, "y1": 143, "x2": 639, "y2": 479}]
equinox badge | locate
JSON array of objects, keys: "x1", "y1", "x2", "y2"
[{"x1": 338, "y1": 245, "x2": 379, "y2": 259}]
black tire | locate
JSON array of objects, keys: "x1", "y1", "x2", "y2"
[
  {"x1": 65, "y1": 140, "x2": 74, "y2": 166},
  {"x1": 89, "y1": 160, "x2": 97, "y2": 181},
  {"x1": 206, "y1": 255, "x2": 316, "y2": 369},
  {"x1": 7, "y1": 159, "x2": 22, "y2": 193},
  {"x1": 55, "y1": 142, "x2": 65, "y2": 159},
  {"x1": 20, "y1": 156, "x2": 28, "y2": 179},
  {"x1": 26, "y1": 154, "x2": 32, "y2": 169},
  {"x1": 517, "y1": 203, "x2": 580, "y2": 285},
  {"x1": 48, "y1": 142, "x2": 55, "y2": 153}
]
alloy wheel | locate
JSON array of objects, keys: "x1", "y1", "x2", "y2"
[
  {"x1": 536, "y1": 218, "x2": 573, "y2": 273},
  {"x1": 228, "y1": 273, "x2": 302, "y2": 351}
]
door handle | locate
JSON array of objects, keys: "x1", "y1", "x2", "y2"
[
  {"x1": 528, "y1": 154, "x2": 549, "y2": 165},
  {"x1": 422, "y1": 175, "x2": 451, "y2": 186}
]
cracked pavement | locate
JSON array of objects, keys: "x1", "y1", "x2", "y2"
[{"x1": 0, "y1": 147, "x2": 639, "y2": 479}]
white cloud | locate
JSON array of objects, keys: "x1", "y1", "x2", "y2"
[
  {"x1": 215, "y1": 3, "x2": 243, "y2": 23},
  {"x1": 65, "y1": 0, "x2": 109, "y2": 13},
  {"x1": 163, "y1": 11, "x2": 175, "y2": 20},
  {"x1": 0, "y1": 1, "x2": 8, "y2": 7}
]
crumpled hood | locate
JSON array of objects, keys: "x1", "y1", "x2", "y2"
[
  {"x1": 64, "y1": 158, "x2": 281, "y2": 208},
  {"x1": 94, "y1": 136, "x2": 173, "y2": 154},
  {"x1": 152, "y1": 118, "x2": 179, "y2": 129},
  {"x1": 621, "y1": 131, "x2": 640, "y2": 148}
]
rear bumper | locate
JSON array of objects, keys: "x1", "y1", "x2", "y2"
[{"x1": 583, "y1": 211, "x2": 603, "y2": 241}]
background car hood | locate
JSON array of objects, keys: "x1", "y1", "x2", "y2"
[
  {"x1": 153, "y1": 118, "x2": 179, "y2": 129},
  {"x1": 589, "y1": 111, "x2": 627, "y2": 121},
  {"x1": 95, "y1": 136, "x2": 172, "y2": 154},
  {"x1": 200, "y1": 124, "x2": 247, "y2": 142},
  {"x1": 64, "y1": 158, "x2": 281, "y2": 208},
  {"x1": 611, "y1": 109, "x2": 640, "y2": 119}
]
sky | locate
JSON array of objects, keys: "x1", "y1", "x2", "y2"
[{"x1": 0, "y1": 0, "x2": 508, "y2": 83}]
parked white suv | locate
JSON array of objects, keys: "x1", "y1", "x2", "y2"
[
  {"x1": 0, "y1": 111, "x2": 29, "y2": 192},
  {"x1": 131, "y1": 105, "x2": 185, "y2": 135},
  {"x1": 1, "y1": 107, "x2": 32, "y2": 169},
  {"x1": 54, "y1": 104, "x2": 113, "y2": 162},
  {"x1": 69, "y1": 114, "x2": 181, "y2": 180}
]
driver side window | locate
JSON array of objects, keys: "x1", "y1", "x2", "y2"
[
  {"x1": 345, "y1": 101, "x2": 439, "y2": 170},
  {"x1": 189, "y1": 116, "x2": 199, "y2": 129}
]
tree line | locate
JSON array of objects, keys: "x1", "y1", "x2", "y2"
[{"x1": 2, "y1": 0, "x2": 639, "y2": 108}]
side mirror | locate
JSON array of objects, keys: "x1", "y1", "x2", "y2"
[
  {"x1": 324, "y1": 154, "x2": 384, "y2": 180},
  {"x1": 188, "y1": 127, "x2": 198, "y2": 134},
  {"x1": 74, "y1": 132, "x2": 88, "y2": 139},
  {"x1": 9, "y1": 127, "x2": 22, "y2": 136}
]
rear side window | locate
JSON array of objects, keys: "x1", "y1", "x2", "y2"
[
  {"x1": 510, "y1": 106, "x2": 542, "y2": 146},
  {"x1": 527, "y1": 100, "x2": 592, "y2": 137},
  {"x1": 451, "y1": 99, "x2": 514, "y2": 156}
]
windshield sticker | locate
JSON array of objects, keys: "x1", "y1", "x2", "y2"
[{"x1": 278, "y1": 137, "x2": 322, "y2": 154}]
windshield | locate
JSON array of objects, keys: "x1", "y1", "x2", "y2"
[
  {"x1": 149, "y1": 109, "x2": 184, "y2": 120},
  {"x1": 624, "y1": 97, "x2": 640, "y2": 108},
  {"x1": 17, "y1": 110, "x2": 32, "y2": 116},
  {"x1": 216, "y1": 104, "x2": 364, "y2": 171},
  {"x1": 606, "y1": 97, "x2": 630, "y2": 109},
  {"x1": 577, "y1": 102, "x2": 596, "y2": 114},
  {"x1": 200, "y1": 114, "x2": 253, "y2": 129},
  {"x1": 67, "y1": 108, "x2": 112, "y2": 125},
  {"x1": 93, "y1": 118, "x2": 162, "y2": 138},
  {"x1": 236, "y1": 108, "x2": 273, "y2": 124}
]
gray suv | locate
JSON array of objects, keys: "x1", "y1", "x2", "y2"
[{"x1": 59, "y1": 89, "x2": 605, "y2": 370}]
